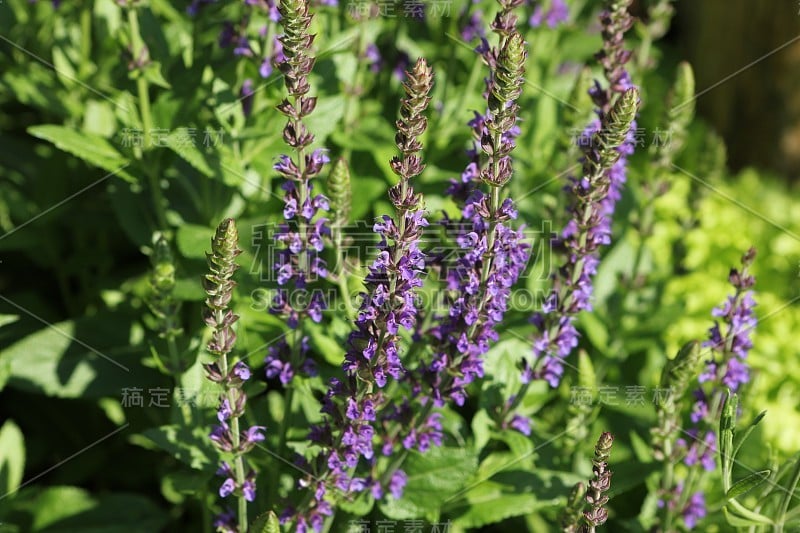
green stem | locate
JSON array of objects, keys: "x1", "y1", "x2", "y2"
[
  {"x1": 333, "y1": 226, "x2": 356, "y2": 319},
  {"x1": 201, "y1": 488, "x2": 212, "y2": 533},
  {"x1": 79, "y1": 8, "x2": 91, "y2": 77},
  {"x1": 341, "y1": 21, "x2": 367, "y2": 162},
  {"x1": 775, "y1": 456, "x2": 800, "y2": 532},
  {"x1": 167, "y1": 335, "x2": 192, "y2": 425},
  {"x1": 336, "y1": 265, "x2": 356, "y2": 319},
  {"x1": 437, "y1": 42, "x2": 482, "y2": 147},
  {"x1": 128, "y1": 7, "x2": 167, "y2": 230},
  {"x1": 660, "y1": 437, "x2": 676, "y2": 532},
  {"x1": 218, "y1": 350, "x2": 248, "y2": 532}
]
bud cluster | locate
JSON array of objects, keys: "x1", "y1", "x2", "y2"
[{"x1": 202, "y1": 219, "x2": 265, "y2": 533}]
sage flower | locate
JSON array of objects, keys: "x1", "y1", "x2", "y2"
[
  {"x1": 583, "y1": 432, "x2": 614, "y2": 527},
  {"x1": 681, "y1": 248, "x2": 757, "y2": 471},
  {"x1": 423, "y1": 28, "x2": 530, "y2": 411},
  {"x1": 529, "y1": 0, "x2": 569, "y2": 28},
  {"x1": 526, "y1": 0, "x2": 637, "y2": 388},
  {"x1": 590, "y1": 0, "x2": 636, "y2": 234},
  {"x1": 559, "y1": 432, "x2": 615, "y2": 532},
  {"x1": 269, "y1": 0, "x2": 331, "y2": 329},
  {"x1": 285, "y1": 59, "x2": 435, "y2": 531},
  {"x1": 527, "y1": 89, "x2": 639, "y2": 387},
  {"x1": 341, "y1": 58, "x2": 433, "y2": 389},
  {"x1": 365, "y1": 43, "x2": 382, "y2": 73},
  {"x1": 682, "y1": 491, "x2": 707, "y2": 529},
  {"x1": 657, "y1": 483, "x2": 707, "y2": 530},
  {"x1": 203, "y1": 218, "x2": 265, "y2": 532}
]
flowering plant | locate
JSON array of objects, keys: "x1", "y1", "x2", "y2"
[{"x1": 3, "y1": 1, "x2": 800, "y2": 532}]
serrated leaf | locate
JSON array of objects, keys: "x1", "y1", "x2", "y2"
[
  {"x1": 28, "y1": 125, "x2": 136, "y2": 183},
  {"x1": 726, "y1": 470, "x2": 771, "y2": 500},
  {"x1": 379, "y1": 447, "x2": 477, "y2": 521},
  {"x1": 143, "y1": 61, "x2": 171, "y2": 89},
  {"x1": 166, "y1": 132, "x2": 215, "y2": 177}
]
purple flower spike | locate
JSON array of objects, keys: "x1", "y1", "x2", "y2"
[
  {"x1": 683, "y1": 492, "x2": 706, "y2": 528},
  {"x1": 202, "y1": 219, "x2": 265, "y2": 529},
  {"x1": 684, "y1": 248, "x2": 757, "y2": 478},
  {"x1": 269, "y1": 0, "x2": 331, "y2": 335},
  {"x1": 525, "y1": 0, "x2": 638, "y2": 389}
]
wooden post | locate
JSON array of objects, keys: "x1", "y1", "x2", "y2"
[{"x1": 676, "y1": 0, "x2": 800, "y2": 178}]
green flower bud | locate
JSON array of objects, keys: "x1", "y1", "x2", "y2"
[
  {"x1": 326, "y1": 157, "x2": 352, "y2": 229},
  {"x1": 147, "y1": 235, "x2": 181, "y2": 339},
  {"x1": 656, "y1": 61, "x2": 696, "y2": 166}
]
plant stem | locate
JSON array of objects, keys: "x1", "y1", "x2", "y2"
[
  {"x1": 775, "y1": 456, "x2": 800, "y2": 532},
  {"x1": 80, "y1": 7, "x2": 91, "y2": 77},
  {"x1": 341, "y1": 21, "x2": 367, "y2": 162},
  {"x1": 219, "y1": 350, "x2": 248, "y2": 532},
  {"x1": 332, "y1": 225, "x2": 356, "y2": 319},
  {"x1": 127, "y1": 7, "x2": 168, "y2": 230}
]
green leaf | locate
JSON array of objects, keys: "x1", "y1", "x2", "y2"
[
  {"x1": 303, "y1": 95, "x2": 345, "y2": 145},
  {"x1": 0, "y1": 420, "x2": 25, "y2": 497},
  {"x1": 450, "y1": 485, "x2": 546, "y2": 529},
  {"x1": 52, "y1": 17, "x2": 81, "y2": 87},
  {"x1": 726, "y1": 470, "x2": 771, "y2": 500},
  {"x1": 448, "y1": 467, "x2": 584, "y2": 529},
  {"x1": 165, "y1": 132, "x2": 215, "y2": 177},
  {"x1": 0, "y1": 315, "x2": 19, "y2": 328},
  {"x1": 176, "y1": 224, "x2": 213, "y2": 260},
  {"x1": 27, "y1": 125, "x2": 136, "y2": 183},
  {"x1": 136, "y1": 425, "x2": 218, "y2": 472},
  {"x1": 1, "y1": 315, "x2": 163, "y2": 398},
  {"x1": 577, "y1": 313, "x2": 609, "y2": 356},
  {"x1": 337, "y1": 490, "x2": 375, "y2": 517},
  {"x1": 142, "y1": 61, "x2": 171, "y2": 89},
  {"x1": 250, "y1": 511, "x2": 280, "y2": 533},
  {"x1": 6, "y1": 486, "x2": 168, "y2": 532},
  {"x1": 379, "y1": 447, "x2": 477, "y2": 521},
  {"x1": 719, "y1": 391, "x2": 737, "y2": 483},
  {"x1": 306, "y1": 321, "x2": 344, "y2": 366},
  {"x1": 732, "y1": 410, "x2": 766, "y2": 460},
  {"x1": 82, "y1": 101, "x2": 117, "y2": 138},
  {"x1": 723, "y1": 502, "x2": 774, "y2": 527},
  {"x1": 160, "y1": 470, "x2": 213, "y2": 504},
  {"x1": 577, "y1": 350, "x2": 596, "y2": 391}
]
